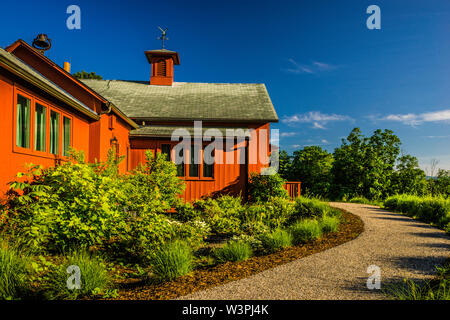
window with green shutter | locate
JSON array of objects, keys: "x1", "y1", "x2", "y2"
[
  {"x1": 34, "y1": 103, "x2": 46, "y2": 152},
  {"x1": 63, "y1": 117, "x2": 71, "y2": 156},
  {"x1": 50, "y1": 110, "x2": 60, "y2": 155},
  {"x1": 16, "y1": 95, "x2": 31, "y2": 149}
]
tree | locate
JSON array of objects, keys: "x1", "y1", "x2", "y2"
[
  {"x1": 432, "y1": 169, "x2": 450, "y2": 197},
  {"x1": 331, "y1": 128, "x2": 401, "y2": 200},
  {"x1": 289, "y1": 146, "x2": 333, "y2": 197},
  {"x1": 278, "y1": 150, "x2": 293, "y2": 180},
  {"x1": 391, "y1": 154, "x2": 427, "y2": 195},
  {"x1": 73, "y1": 71, "x2": 103, "y2": 80}
]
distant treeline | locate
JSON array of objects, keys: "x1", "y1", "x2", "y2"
[{"x1": 278, "y1": 128, "x2": 450, "y2": 200}]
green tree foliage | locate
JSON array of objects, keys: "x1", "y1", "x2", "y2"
[
  {"x1": 248, "y1": 170, "x2": 288, "y2": 202},
  {"x1": 288, "y1": 146, "x2": 333, "y2": 197},
  {"x1": 278, "y1": 127, "x2": 448, "y2": 200},
  {"x1": 391, "y1": 155, "x2": 427, "y2": 195},
  {"x1": 331, "y1": 128, "x2": 401, "y2": 200},
  {"x1": 73, "y1": 71, "x2": 103, "y2": 80},
  {"x1": 430, "y1": 170, "x2": 450, "y2": 197}
]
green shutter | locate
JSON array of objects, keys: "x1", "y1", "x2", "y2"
[
  {"x1": 50, "y1": 111, "x2": 60, "y2": 155},
  {"x1": 63, "y1": 117, "x2": 71, "y2": 156},
  {"x1": 34, "y1": 104, "x2": 46, "y2": 151},
  {"x1": 16, "y1": 95, "x2": 30, "y2": 148}
]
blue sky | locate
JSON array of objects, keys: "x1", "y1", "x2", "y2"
[{"x1": 1, "y1": 0, "x2": 449, "y2": 171}]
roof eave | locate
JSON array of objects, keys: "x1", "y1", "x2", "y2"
[{"x1": 0, "y1": 54, "x2": 99, "y2": 121}]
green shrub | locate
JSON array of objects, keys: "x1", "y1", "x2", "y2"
[
  {"x1": 173, "y1": 202, "x2": 200, "y2": 222},
  {"x1": 192, "y1": 195, "x2": 244, "y2": 234},
  {"x1": 290, "y1": 219, "x2": 322, "y2": 244},
  {"x1": 292, "y1": 197, "x2": 333, "y2": 220},
  {"x1": 320, "y1": 215, "x2": 340, "y2": 233},
  {"x1": 261, "y1": 196, "x2": 295, "y2": 229},
  {"x1": 214, "y1": 241, "x2": 252, "y2": 263},
  {"x1": 43, "y1": 251, "x2": 111, "y2": 300},
  {"x1": 258, "y1": 229, "x2": 293, "y2": 253},
  {"x1": 384, "y1": 195, "x2": 450, "y2": 230},
  {"x1": 149, "y1": 241, "x2": 193, "y2": 282},
  {"x1": 248, "y1": 171, "x2": 288, "y2": 202},
  {"x1": 0, "y1": 241, "x2": 31, "y2": 300},
  {"x1": 5, "y1": 149, "x2": 185, "y2": 253}
]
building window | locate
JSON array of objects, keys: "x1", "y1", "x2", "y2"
[
  {"x1": 161, "y1": 144, "x2": 171, "y2": 160},
  {"x1": 189, "y1": 144, "x2": 200, "y2": 177},
  {"x1": 175, "y1": 147, "x2": 185, "y2": 177},
  {"x1": 16, "y1": 94, "x2": 31, "y2": 149},
  {"x1": 34, "y1": 103, "x2": 46, "y2": 152},
  {"x1": 50, "y1": 110, "x2": 60, "y2": 155},
  {"x1": 63, "y1": 117, "x2": 71, "y2": 156},
  {"x1": 203, "y1": 145, "x2": 214, "y2": 178}
]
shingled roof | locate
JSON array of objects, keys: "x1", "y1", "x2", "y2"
[{"x1": 80, "y1": 79, "x2": 279, "y2": 123}]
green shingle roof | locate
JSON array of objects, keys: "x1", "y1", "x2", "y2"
[
  {"x1": 130, "y1": 125, "x2": 252, "y2": 138},
  {"x1": 80, "y1": 79, "x2": 278, "y2": 123}
]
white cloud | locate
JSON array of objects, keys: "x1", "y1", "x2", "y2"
[
  {"x1": 282, "y1": 111, "x2": 352, "y2": 129},
  {"x1": 280, "y1": 132, "x2": 296, "y2": 137},
  {"x1": 381, "y1": 109, "x2": 450, "y2": 126},
  {"x1": 284, "y1": 59, "x2": 337, "y2": 74}
]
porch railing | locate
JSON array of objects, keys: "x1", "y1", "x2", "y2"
[{"x1": 283, "y1": 181, "x2": 302, "y2": 199}]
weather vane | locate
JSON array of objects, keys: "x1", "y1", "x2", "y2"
[{"x1": 157, "y1": 27, "x2": 169, "y2": 49}]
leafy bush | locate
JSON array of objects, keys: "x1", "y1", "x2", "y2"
[
  {"x1": 0, "y1": 241, "x2": 31, "y2": 300},
  {"x1": 149, "y1": 241, "x2": 193, "y2": 282},
  {"x1": 384, "y1": 195, "x2": 450, "y2": 230},
  {"x1": 290, "y1": 220, "x2": 322, "y2": 244},
  {"x1": 248, "y1": 171, "x2": 288, "y2": 202},
  {"x1": 192, "y1": 195, "x2": 244, "y2": 234},
  {"x1": 258, "y1": 229, "x2": 293, "y2": 253},
  {"x1": 320, "y1": 215, "x2": 340, "y2": 233},
  {"x1": 214, "y1": 241, "x2": 252, "y2": 263},
  {"x1": 292, "y1": 197, "x2": 334, "y2": 220},
  {"x1": 5, "y1": 149, "x2": 185, "y2": 253},
  {"x1": 43, "y1": 251, "x2": 111, "y2": 300}
]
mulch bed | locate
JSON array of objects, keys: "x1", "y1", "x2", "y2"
[{"x1": 111, "y1": 209, "x2": 364, "y2": 300}]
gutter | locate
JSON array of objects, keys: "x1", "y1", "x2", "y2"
[{"x1": 0, "y1": 54, "x2": 100, "y2": 121}]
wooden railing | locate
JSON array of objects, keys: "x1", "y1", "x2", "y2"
[{"x1": 284, "y1": 181, "x2": 302, "y2": 199}]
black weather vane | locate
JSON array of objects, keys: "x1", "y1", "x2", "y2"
[{"x1": 158, "y1": 27, "x2": 169, "y2": 49}]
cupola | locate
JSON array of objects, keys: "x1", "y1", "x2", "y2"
[{"x1": 145, "y1": 27, "x2": 180, "y2": 86}]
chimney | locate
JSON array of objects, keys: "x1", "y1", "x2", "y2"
[
  {"x1": 63, "y1": 61, "x2": 71, "y2": 73},
  {"x1": 144, "y1": 50, "x2": 180, "y2": 86}
]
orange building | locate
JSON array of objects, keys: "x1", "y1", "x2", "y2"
[{"x1": 0, "y1": 38, "x2": 280, "y2": 201}]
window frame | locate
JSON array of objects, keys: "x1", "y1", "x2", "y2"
[
  {"x1": 12, "y1": 86, "x2": 73, "y2": 159},
  {"x1": 157, "y1": 141, "x2": 215, "y2": 181}
]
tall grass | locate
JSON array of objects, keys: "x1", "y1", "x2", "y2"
[
  {"x1": 0, "y1": 241, "x2": 31, "y2": 300},
  {"x1": 293, "y1": 197, "x2": 333, "y2": 220},
  {"x1": 258, "y1": 229, "x2": 293, "y2": 253},
  {"x1": 319, "y1": 215, "x2": 340, "y2": 233},
  {"x1": 43, "y1": 250, "x2": 111, "y2": 300},
  {"x1": 290, "y1": 219, "x2": 322, "y2": 244},
  {"x1": 149, "y1": 240, "x2": 193, "y2": 282},
  {"x1": 214, "y1": 241, "x2": 252, "y2": 263},
  {"x1": 384, "y1": 194, "x2": 450, "y2": 231},
  {"x1": 387, "y1": 263, "x2": 450, "y2": 300}
]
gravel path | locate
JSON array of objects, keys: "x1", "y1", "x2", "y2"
[{"x1": 180, "y1": 203, "x2": 450, "y2": 300}]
